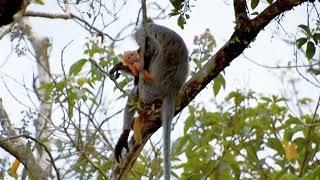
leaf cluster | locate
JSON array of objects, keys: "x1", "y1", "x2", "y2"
[{"x1": 170, "y1": 91, "x2": 320, "y2": 179}]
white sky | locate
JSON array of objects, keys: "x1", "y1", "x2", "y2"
[{"x1": 0, "y1": 0, "x2": 319, "y2": 175}]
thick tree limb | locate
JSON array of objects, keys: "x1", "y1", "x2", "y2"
[
  {"x1": 115, "y1": 0, "x2": 308, "y2": 178},
  {"x1": 234, "y1": 0, "x2": 249, "y2": 25},
  {"x1": 0, "y1": 99, "x2": 47, "y2": 180}
]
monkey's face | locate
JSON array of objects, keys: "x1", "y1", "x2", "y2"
[{"x1": 123, "y1": 51, "x2": 140, "y2": 63}]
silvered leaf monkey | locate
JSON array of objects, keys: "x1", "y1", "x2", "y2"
[{"x1": 110, "y1": 23, "x2": 189, "y2": 179}]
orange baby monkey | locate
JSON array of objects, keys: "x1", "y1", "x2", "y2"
[{"x1": 122, "y1": 50, "x2": 152, "y2": 82}]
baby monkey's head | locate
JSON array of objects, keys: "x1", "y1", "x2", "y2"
[{"x1": 123, "y1": 50, "x2": 140, "y2": 63}]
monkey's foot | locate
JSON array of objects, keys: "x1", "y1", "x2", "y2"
[{"x1": 114, "y1": 129, "x2": 130, "y2": 163}]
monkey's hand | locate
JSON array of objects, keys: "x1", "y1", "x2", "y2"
[
  {"x1": 134, "y1": 62, "x2": 143, "y2": 72},
  {"x1": 109, "y1": 62, "x2": 132, "y2": 80},
  {"x1": 109, "y1": 62, "x2": 121, "y2": 80},
  {"x1": 114, "y1": 129, "x2": 130, "y2": 163}
]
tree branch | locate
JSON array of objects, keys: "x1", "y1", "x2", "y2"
[
  {"x1": 233, "y1": 0, "x2": 249, "y2": 25},
  {"x1": 4, "y1": 134, "x2": 61, "y2": 180},
  {"x1": 114, "y1": 0, "x2": 309, "y2": 178},
  {"x1": 0, "y1": 99, "x2": 47, "y2": 179},
  {"x1": 24, "y1": 10, "x2": 119, "y2": 41}
]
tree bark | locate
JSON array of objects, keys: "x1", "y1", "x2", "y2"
[{"x1": 0, "y1": 100, "x2": 48, "y2": 180}]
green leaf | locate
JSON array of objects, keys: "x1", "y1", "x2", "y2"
[
  {"x1": 280, "y1": 174, "x2": 299, "y2": 180},
  {"x1": 267, "y1": 138, "x2": 285, "y2": 155},
  {"x1": 298, "y1": 24, "x2": 312, "y2": 36},
  {"x1": 213, "y1": 81, "x2": 221, "y2": 96},
  {"x1": 69, "y1": 59, "x2": 87, "y2": 76},
  {"x1": 251, "y1": 0, "x2": 260, "y2": 10},
  {"x1": 184, "y1": 115, "x2": 195, "y2": 134},
  {"x1": 313, "y1": 33, "x2": 320, "y2": 43},
  {"x1": 172, "y1": 136, "x2": 189, "y2": 155},
  {"x1": 117, "y1": 79, "x2": 129, "y2": 89},
  {"x1": 178, "y1": 15, "x2": 185, "y2": 29},
  {"x1": 170, "y1": 0, "x2": 184, "y2": 10},
  {"x1": 185, "y1": 14, "x2": 190, "y2": 19},
  {"x1": 38, "y1": 82, "x2": 54, "y2": 101},
  {"x1": 56, "y1": 80, "x2": 65, "y2": 91},
  {"x1": 284, "y1": 128, "x2": 296, "y2": 141},
  {"x1": 168, "y1": 10, "x2": 179, "y2": 17},
  {"x1": 261, "y1": 96, "x2": 272, "y2": 102},
  {"x1": 67, "y1": 90, "x2": 75, "y2": 118},
  {"x1": 222, "y1": 151, "x2": 236, "y2": 164},
  {"x1": 54, "y1": 139, "x2": 64, "y2": 151},
  {"x1": 213, "y1": 74, "x2": 226, "y2": 96},
  {"x1": 296, "y1": 38, "x2": 307, "y2": 49},
  {"x1": 306, "y1": 41, "x2": 315, "y2": 60},
  {"x1": 266, "y1": 0, "x2": 273, "y2": 5}
]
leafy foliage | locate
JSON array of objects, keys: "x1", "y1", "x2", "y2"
[
  {"x1": 190, "y1": 28, "x2": 216, "y2": 74},
  {"x1": 296, "y1": 24, "x2": 320, "y2": 61},
  {"x1": 38, "y1": 40, "x2": 128, "y2": 119},
  {"x1": 190, "y1": 29, "x2": 226, "y2": 96},
  {"x1": 171, "y1": 91, "x2": 320, "y2": 179},
  {"x1": 169, "y1": 0, "x2": 193, "y2": 29}
]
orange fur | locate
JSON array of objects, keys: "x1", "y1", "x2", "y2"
[{"x1": 122, "y1": 50, "x2": 152, "y2": 81}]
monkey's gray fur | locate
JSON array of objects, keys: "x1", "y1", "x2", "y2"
[{"x1": 114, "y1": 23, "x2": 189, "y2": 180}]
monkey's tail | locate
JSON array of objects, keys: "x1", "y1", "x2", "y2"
[{"x1": 162, "y1": 92, "x2": 176, "y2": 180}]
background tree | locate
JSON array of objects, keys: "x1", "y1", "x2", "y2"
[{"x1": 0, "y1": 0, "x2": 319, "y2": 179}]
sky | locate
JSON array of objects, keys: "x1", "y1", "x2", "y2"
[{"x1": 0, "y1": 0, "x2": 319, "y2": 175}]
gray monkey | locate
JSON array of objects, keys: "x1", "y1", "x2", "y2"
[{"x1": 111, "y1": 23, "x2": 189, "y2": 180}]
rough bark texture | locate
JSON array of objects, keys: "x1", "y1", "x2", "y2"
[
  {"x1": 0, "y1": 100, "x2": 47, "y2": 180},
  {"x1": 115, "y1": 0, "x2": 308, "y2": 179}
]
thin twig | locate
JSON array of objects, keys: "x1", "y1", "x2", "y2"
[
  {"x1": 24, "y1": 11, "x2": 122, "y2": 41},
  {"x1": 299, "y1": 96, "x2": 320, "y2": 176},
  {"x1": 87, "y1": 58, "x2": 129, "y2": 97}
]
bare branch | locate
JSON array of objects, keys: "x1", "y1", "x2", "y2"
[
  {"x1": 299, "y1": 96, "x2": 320, "y2": 176},
  {"x1": 24, "y1": 10, "x2": 121, "y2": 41}
]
